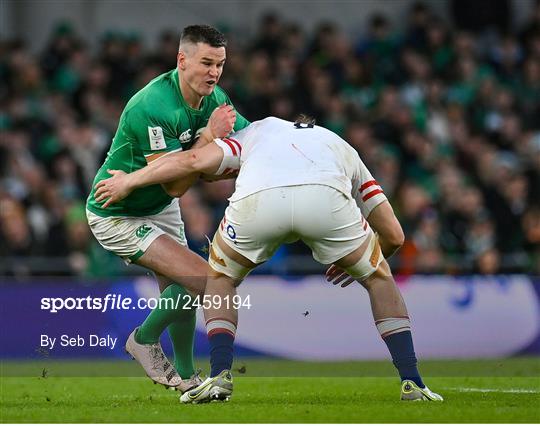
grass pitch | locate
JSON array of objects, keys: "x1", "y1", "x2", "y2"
[{"x1": 1, "y1": 358, "x2": 539, "y2": 423}]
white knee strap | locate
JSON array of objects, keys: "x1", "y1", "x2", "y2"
[
  {"x1": 344, "y1": 232, "x2": 384, "y2": 281},
  {"x1": 208, "y1": 234, "x2": 252, "y2": 281}
]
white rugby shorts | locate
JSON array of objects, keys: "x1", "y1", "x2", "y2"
[
  {"x1": 217, "y1": 184, "x2": 371, "y2": 265},
  {"x1": 86, "y1": 200, "x2": 187, "y2": 263}
]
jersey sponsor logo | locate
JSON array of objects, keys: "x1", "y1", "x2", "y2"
[
  {"x1": 135, "y1": 224, "x2": 152, "y2": 239},
  {"x1": 226, "y1": 224, "x2": 236, "y2": 240},
  {"x1": 178, "y1": 129, "x2": 192, "y2": 144},
  {"x1": 148, "y1": 126, "x2": 167, "y2": 150}
]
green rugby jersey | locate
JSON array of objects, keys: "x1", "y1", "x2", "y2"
[{"x1": 86, "y1": 68, "x2": 249, "y2": 217}]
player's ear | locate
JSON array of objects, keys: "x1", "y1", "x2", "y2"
[{"x1": 177, "y1": 51, "x2": 186, "y2": 70}]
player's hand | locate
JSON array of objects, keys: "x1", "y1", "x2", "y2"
[
  {"x1": 325, "y1": 264, "x2": 356, "y2": 288},
  {"x1": 94, "y1": 170, "x2": 134, "y2": 208},
  {"x1": 207, "y1": 104, "x2": 236, "y2": 139}
]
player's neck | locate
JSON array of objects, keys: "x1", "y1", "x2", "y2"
[{"x1": 178, "y1": 74, "x2": 203, "y2": 109}]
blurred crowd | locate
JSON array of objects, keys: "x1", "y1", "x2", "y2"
[{"x1": 1, "y1": 2, "x2": 539, "y2": 276}]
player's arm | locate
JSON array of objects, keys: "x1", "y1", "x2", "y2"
[
  {"x1": 326, "y1": 158, "x2": 404, "y2": 287},
  {"x1": 165, "y1": 100, "x2": 248, "y2": 191},
  {"x1": 94, "y1": 144, "x2": 222, "y2": 208},
  {"x1": 162, "y1": 103, "x2": 247, "y2": 192},
  {"x1": 365, "y1": 201, "x2": 404, "y2": 258},
  {"x1": 190, "y1": 135, "x2": 240, "y2": 183},
  {"x1": 94, "y1": 139, "x2": 240, "y2": 207},
  {"x1": 326, "y1": 200, "x2": 405, "y2": 287},
  {"x1": 351, "y1": 157, "x2": 404, "y2": 258},
  {"x1": 159, "y1": 135, "x2": 208, "y2": 196}
]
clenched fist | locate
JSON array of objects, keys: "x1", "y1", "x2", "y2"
[{"x1": 207, "y1": 104, "x2": 236, "y2": 139}]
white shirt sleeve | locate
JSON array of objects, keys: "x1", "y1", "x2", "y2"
[
  {"x1": 213, "y1": 136, "x2": 242, "y2": 175},
  {"x1": 351, "y1": 158, "x2": 388, "y2": 219}
]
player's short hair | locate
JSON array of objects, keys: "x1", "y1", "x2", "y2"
[
  {"x1": 294, "y1": 114, "x2": 316, "y2": 126},
  {"x1": 180, "y1": 25, "x2": 227, "y2": 49}
]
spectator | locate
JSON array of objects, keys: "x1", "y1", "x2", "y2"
[{"x1": 0, "y1": 7, "x2": 539, "y2": 275}]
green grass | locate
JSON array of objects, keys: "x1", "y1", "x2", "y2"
[{"x1": 1, "y1": 358, "x2": 539, "y2": 423}]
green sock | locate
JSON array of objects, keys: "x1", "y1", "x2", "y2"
[
  {"x1": 135, "y1": 283, "x2": 197, "y2": 378},
  {"x1": 135, "y1": 283, "x2": 193, "y2": 344},
  {"x1": 167, "y1": 312, "x2": 196, "y2": 378}
]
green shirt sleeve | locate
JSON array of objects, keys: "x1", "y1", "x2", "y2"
[
  {"x1": 233, "y1": 110, "x2": 250, "y2": 131},
  {"x1": 126, "y1": 106, "x2": 182, "y2": 159}
]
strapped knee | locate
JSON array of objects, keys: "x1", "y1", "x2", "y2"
[
  {"x1": 344, "y1": 232, "x2": 384, "y2": 282},
  {"x1": 208, "y1": 234, "x2": 252, "y2": 281}
]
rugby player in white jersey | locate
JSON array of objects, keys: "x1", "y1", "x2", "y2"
[{"x1": 94, "y1": 116, "x2": 443, "y2": 403}]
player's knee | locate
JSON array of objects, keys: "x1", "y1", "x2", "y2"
[
  {"x1": 208, "y1": 266, "x2": 238, "y2": 283},
  {"x1": 208, "y1": 236, "x2": 253, "y2": 285},
  {"x1": 339, "y1": 233, "x2": 385, "y2": 286}
]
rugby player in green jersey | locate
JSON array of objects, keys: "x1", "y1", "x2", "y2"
[{"x1": 86, "y1": 25, "x2": 249, "y2": 392}]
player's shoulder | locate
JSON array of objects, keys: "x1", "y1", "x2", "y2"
[{"x1": 124, "y1": 70, "x2": 177, "y2": 121}]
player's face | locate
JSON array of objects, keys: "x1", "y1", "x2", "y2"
[{"x1": 178, "y1": 43, "x2": 226, "y2": 98}]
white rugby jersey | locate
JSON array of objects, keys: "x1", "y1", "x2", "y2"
[{"x1": 217, "y1": 117, "x2": 387, "y2": 217}]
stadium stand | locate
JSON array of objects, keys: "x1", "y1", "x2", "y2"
[{"x1": 0, "y1": 2, "x2": 539, "y2": 276}]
